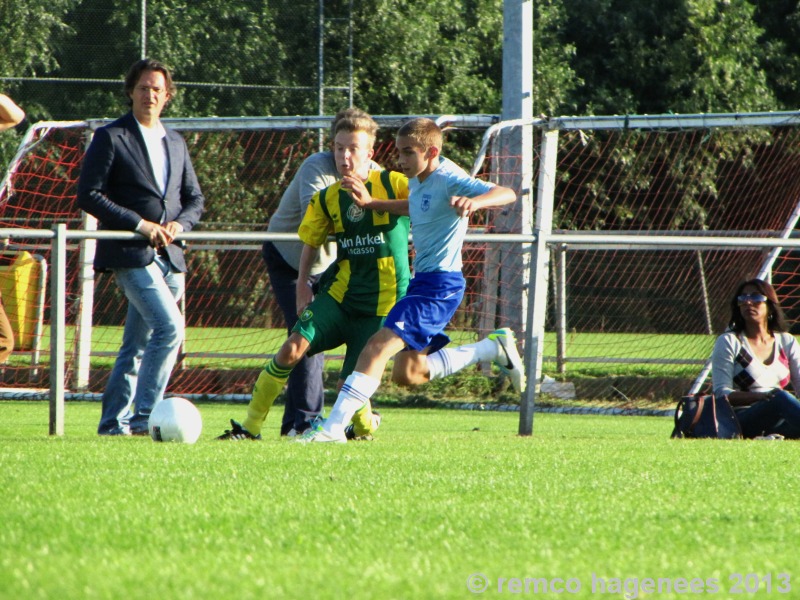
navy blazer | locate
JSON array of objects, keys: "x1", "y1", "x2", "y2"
[{"x1": 77, "y1": 112, "x2": 205, "y2": 272}]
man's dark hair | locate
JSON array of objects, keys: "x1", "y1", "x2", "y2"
[{"x1": 123, "y1": 58, "x2": 176, "y2": 105}]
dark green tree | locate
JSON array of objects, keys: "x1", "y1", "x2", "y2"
[
  {"x1": 139, "y1": 0, "x2": 296, "y2": 117},
  {"x1": 531, "y1": 0, "x2": 578, "y2": 117},
  {"x1": 554, "y1": 0, "x2": 780, "y2": 238},
  {"x1": 753, "y1": 0, "x2": 800, "y2": 109},
  {"x1": 0, "y1": 0, "x2": 81, "y2": 163},
  {"x1": 0, "y1": 0, "x2": 80, "y2": 78},
  {"x1": 666, "y1": 0, "x2": 775, "y2": 113},
  {"x1": 350, "y1": 0, "x2": 510, "y2": 115},
  {"x1": 561, "y1": 0, "x2": 776, "y2": 115}
]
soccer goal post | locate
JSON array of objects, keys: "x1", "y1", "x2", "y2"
[
  {"x1": 6, "y1": 111, "x2": 800, "y2": 436},
  {"x1": 469, "y1": 110, "x2": 800, "y2": 423},
  {"x1": 1, "y1": 115, "x2": 530, "y2": 427}
]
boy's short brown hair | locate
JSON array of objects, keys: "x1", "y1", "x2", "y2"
[
  {"x1": 397, "y1": 118, "x2": 443, "y2": 152},
  {"x1": 330, "y1": 107, "x2": 373, "y2": 137},
  {"x1": 334, "y1": 112, "x2": 379, "y2": 146}
]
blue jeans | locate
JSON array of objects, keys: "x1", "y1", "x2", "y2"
[
  {"x1": 97, "y1": 255, "x2": 185, "y2": 435},
  {"x1": 262, "y1": 242, "x2": 324, "y2": 435},
  {"x1": 737, "y1": 389, "x2": 800, "y2": 439}
]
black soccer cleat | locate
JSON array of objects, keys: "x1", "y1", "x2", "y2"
[{"x1": 216, "y1": 419, "x2": 261, "y2": 441}]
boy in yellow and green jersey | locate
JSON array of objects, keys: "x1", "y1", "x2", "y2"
[{"x1": 218, "y1": 112, "x2": 409, "y2": 440}]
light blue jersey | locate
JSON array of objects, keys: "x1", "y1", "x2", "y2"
[{"x1": 408, "y1": 157, "x2": 495, "y2": 273}]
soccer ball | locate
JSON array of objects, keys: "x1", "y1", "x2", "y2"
[{"x1": 148, "y1": 397, "x2": 203, "y2": 444}]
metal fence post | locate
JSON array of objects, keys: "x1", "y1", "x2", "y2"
[
  {"x1": 554, "y1": 243, "x2": 567, "y2": 374},
  {"x1": 49, "y1": 224, "x2": 67, "y2": 436}
]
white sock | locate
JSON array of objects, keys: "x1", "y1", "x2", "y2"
[
  {"x1": 324, "y1": 372, "x2": 380, "y2": 435},
  {"x1": 427, "y1": 338, "x2": 497, "y2": 380}
]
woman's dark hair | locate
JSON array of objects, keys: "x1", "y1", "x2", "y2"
[
  {"x1": 728, "y1": 278, "x2": 788, "y2": 333},
  {"x1": 123, "y1": 58, "x2": 176, "y2": 106}
]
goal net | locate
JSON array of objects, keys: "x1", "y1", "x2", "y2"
[
  {"x1": 4, "y1": 112, "x2": 800, "y2": 412},
  {"x1": 515, "y1": 112, "x2": 800, "y2": 409},
  {"x1": 1, "y1": 115, "x2": 523, "y2": 405}
]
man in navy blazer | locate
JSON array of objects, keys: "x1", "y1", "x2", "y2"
[{"x1": 77, "y1": 59, "x2": 205, "y2": 436}]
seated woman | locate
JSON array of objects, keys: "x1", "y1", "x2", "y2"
[{"x1": 711, "y1": 278, "x2": 800, "y2": 439}]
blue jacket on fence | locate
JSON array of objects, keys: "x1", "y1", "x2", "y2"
[{"x1": 76, "y1": 111, "x2": 205, "y2": 272}]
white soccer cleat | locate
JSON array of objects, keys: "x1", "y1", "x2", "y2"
[
  {"x1": 754, "y1": 433, "x2": 785, "y2": 441},
  {"x1": 488, "y1": 327, "x2": 527, "y2": 394},
  {"x1": 295, "y1": 425, "x2": 347, "y2": 444}
]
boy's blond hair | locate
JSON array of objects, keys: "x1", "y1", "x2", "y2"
[
  {"x1": 334, "y1": 111, "x2": 379, "y2": 146},
  {"x1": 397, "y1": 118, "x2": 443, "y2": 152},
  {"x1": 330, "y1": 107, "x2": 374, "y2": 137}
]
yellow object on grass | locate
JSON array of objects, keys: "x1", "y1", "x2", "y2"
[{"x1": 0, "y1": 251, "x2": 43, "y2": 350}]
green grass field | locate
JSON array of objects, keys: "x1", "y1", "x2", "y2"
[{"x1": 1, "y1": 401, "x2": 798, "y2": 599}]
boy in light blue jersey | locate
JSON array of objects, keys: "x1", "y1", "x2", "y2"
[{"x1": 300, "y1": 117, "x2": 526, "y2": 443}]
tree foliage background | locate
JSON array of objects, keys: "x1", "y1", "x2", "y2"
[
  {"x1": 1, "y1": 0, "x2": 798, "y2": 229},
  {"x1": 3, "y1": 0, "x2": 799, "y2": 123}
]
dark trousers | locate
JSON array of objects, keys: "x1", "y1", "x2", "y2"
[
  {"x1": 262, "y1": 242, "x2": 324, "y2": 435},
  {"x1": 737, "y1": 389, "x2": 800, "y2": 439}
]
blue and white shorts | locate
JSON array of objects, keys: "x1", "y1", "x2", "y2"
[{"x1": 384, "y1": 271, "x2": 465, "y2": 353}]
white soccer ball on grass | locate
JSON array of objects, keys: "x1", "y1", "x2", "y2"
[{"x1": 148, "y1": 397, "x2": 203, "y2": 444}]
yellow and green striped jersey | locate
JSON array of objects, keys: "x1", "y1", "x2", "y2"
[{"x1": 298, "y1": 169, "x2": 410, "y2": 316}]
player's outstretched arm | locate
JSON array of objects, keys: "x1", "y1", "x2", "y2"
[
  {"x1": 450, "y1": 185, "x2": 517, "y2": 218},
  {"x1": 370, "y1": 199, "x2": 409, "y2": 215},
  {"x1": 0, "y1": 94, "x2": 25, "y2": 132},
  {"x1": 342, "y1": 174, "x2": 409, "y2": 215}
]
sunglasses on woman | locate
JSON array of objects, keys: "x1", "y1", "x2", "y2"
[{"x1": 737, "y1": 294, "x2": 768, "y2": 305}]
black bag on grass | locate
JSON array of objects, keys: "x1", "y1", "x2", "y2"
[{"x1": 671, "y1": 393, "x2": 742, "y2": 439}]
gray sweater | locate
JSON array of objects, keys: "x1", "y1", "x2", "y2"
[{"x1": 711, "y1": 331, "x2": 800, "y2": 397}]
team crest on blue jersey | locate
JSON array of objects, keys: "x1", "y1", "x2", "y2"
[
  {"x1": 300, "y1": 309, "x2": 313, "y2": 321},
  {"x1": 347, "y1": 204, "x2": 365, "y2": 222},
  {"x1": 421, "y1": 194, "x2": 431, "y2": 212}
]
